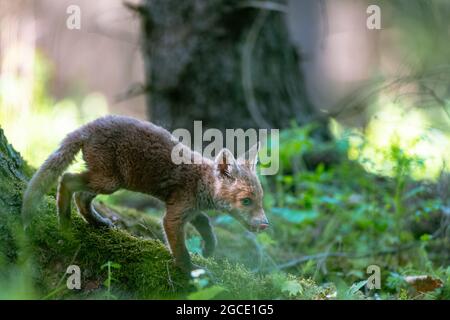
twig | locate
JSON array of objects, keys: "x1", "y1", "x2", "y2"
[
  {"x1": 123, "y1": 1, "x2": 147, "y2": 15},
  {"x1": 42, "y1": 245, "x2": 81, "y2": 300},
  {"x1": 115, "y1": 83, "x2": 152, "y2": 103},
  {"x1": 419, "y1": 83, "x2": 450, "y2": 119},
  {"x1": 328, "y1": 65, "x2": 450, "y2": 121},
  {"x1": 137, "y1": 221, "x2": 160, "y2": 239},
  {"x1": 238, "y1": 1, "x2": 288, "y2": 13},
  {"x1": 275, "y1": 242, "x2": 420, "y2": 270},
  {"x1": 165, "y1": 260, "x2": 176, "y2": 292}
]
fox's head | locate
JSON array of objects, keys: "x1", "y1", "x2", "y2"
[{"x1": 213, "y1": 144, "x2": 269, "y2": 232}]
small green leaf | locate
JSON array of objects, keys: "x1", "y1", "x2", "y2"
[
  {"x1": 420, "y1": 234, "x2": 432, "y2": 242},
  {"x1": 256, "y1": 233, "x2": 277, "y2": 247},
  {"x1": 281, "y1": 280, "x2": 303, "y2": 297}
]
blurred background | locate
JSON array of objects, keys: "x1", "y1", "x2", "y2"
[
  {"x1": 1, "y1": 0, "x2": 450, "y2": 299},
  {"x1": 2, "y1": 0, "x2": 450, "y2": 178}
]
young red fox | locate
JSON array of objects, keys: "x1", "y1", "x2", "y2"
[{"x1": 22, "y1": 115, "x2": 268, "y2": 272}]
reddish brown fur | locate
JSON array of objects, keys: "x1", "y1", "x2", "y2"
[{"x1": 22, "y1": 115, "x2": 267, "y2": 272}]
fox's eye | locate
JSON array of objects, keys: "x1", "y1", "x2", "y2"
[{"x1": 240, "y1": 197, "x2": 253, "y2": 206}]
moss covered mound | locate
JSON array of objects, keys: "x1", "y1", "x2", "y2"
[{"x1": 0, "y1": 128, "x2": 324, "y2": 299}]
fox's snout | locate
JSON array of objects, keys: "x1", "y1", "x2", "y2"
[{"x1": 250, "y1": 214, "x2": 269, "y2": 231}]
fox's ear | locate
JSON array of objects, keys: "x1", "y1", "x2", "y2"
[
  {"x1": 238, "y1": 142, "x2": 259, "y2": 172},
  {"x1": 215, "y1": 148, "x2": 238, "y2": 178}
]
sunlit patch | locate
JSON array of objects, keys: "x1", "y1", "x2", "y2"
[
  {"x1": 331, "y1": 100, "x2": 450, "y2": 181},
  {"x1": 0, "y1": 51, "x2": 108, "y2": 171}
]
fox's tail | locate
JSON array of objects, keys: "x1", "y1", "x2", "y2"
[{"x1": 21, "y1": 129, "x2": 84, "y2": 228}]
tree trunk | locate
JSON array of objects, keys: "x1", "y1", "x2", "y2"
[
  {"x1": 135, "y1": 0, "x2": 329, "y2": 138},
  {"x1": 0, "y1": 128, "x2": 29, "y2": 216}
]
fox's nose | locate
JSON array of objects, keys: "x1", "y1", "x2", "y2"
[
  {"x1": 252, "y1": 217, "x2": 269, "y2": 230},
  {"x1": 259, "y1": 223, "x2": 269, "y2": 230}
]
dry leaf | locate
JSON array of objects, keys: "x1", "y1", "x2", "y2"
[
  {"x1": 404, "y1": 275, "x2": 443, "y2": 293},
  {"x1": 84, "y1": 280, "x2": 101, "y2": 291}
]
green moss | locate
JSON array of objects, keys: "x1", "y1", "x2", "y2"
[
  {"x1": 21, "y1": 201, "x2": 326, "y2": 299},
  {"x1": 21, "y1": 199, "x2": 189, "y2": 299},
  {"x1": 0, "y1": 193, "x2": 326, "y2": 299},
  {"x1": 200, "y1": 258, "x2": 325, "y2": 299}
]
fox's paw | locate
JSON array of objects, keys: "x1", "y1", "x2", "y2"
[
  {"x1": 202, "y1": 245, "x2": 215, "y2": 258},
  {"x1": 202, "y1": 238, "x2": 217, "y2": 258},
  {"x1": 91, "y1": 217, "x2": 116, "y2": 229}
]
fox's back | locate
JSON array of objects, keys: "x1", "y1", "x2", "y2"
[{"x1": 80, "y1": 115, "x2": 190, "y2": 200}]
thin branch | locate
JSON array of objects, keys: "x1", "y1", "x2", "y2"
[
  {"x1": 328, "y1": 66, "x2": 450, "y2": 122},
  {"x1": 238, "y1": 1, "x2": 288, "y2": 13},
  {"x1": 42, "y1": 245, "x2": 81, "y2": 300},
  {"x1": 419, "y1": 83, "x2": 450, "y2": 118},
  {"x1": 274, "y1": 242, "x2": 420, "y2": 271},
  {"x1": 115, "y1": 83, "x2": 152, "y2": 103},
  {"x1": 165, "y1": 260, "x2": 176, "y2": 292},
  {"x1": 123, "y1": 1, "x2": 147, "y2": 16}
]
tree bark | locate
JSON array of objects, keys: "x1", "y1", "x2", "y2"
[
  {"x1": 135, "y1": 0, "x2": 329, "y2": 138},
  {"x1": 0, "y1": 128, "x2": 29, "y2": 216}
]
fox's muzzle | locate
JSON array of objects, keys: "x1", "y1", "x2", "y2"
[
  {"x1": 230, "y1": 209, "x2": 269, "y2": 232},
  {"x1": 251, "y1": 216, "x2": 269, "y2": 231}
]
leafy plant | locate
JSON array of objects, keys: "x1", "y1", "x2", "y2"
[{"x1": 101, "y1": 261, "x2": 121, "y2": 300}]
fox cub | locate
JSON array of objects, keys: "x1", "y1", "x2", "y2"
[{"x1": 22, "y1": 115, "x2": 268, "y2": 272}]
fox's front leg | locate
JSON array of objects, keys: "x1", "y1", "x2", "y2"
[
  {"x1": 163, "y1": 206, "x2": 194, "y2": 272},
  {"x1": 191, "y1": 212, "x2": 217, "y2": 258}
]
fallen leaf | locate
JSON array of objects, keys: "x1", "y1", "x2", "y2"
[
  {"x1": 404, "y1": 275, "x2": 443, "y2": 293},
  {"x1": 84, "y1": 280, "x2": 101, "y2": 291}
]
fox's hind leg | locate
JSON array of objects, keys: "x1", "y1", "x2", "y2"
[
  {"x1": 73, "y1": 172, "x2": 120, "y2": 228},
  {"x1": 58, "y1": 171, "x2": 120, "y2": 229},
  {"x1": 73, "y1": 192, "x2": 114, "y2": 228},
  {"x1": 57, "y1": 172, "x2": 88, "y2": 229}
]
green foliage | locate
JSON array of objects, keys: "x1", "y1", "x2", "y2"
[
  {"x1": 101, "y1": 261, "x2": 122, "y2": 300},
  {"x1": 252, "y1": 126, "x2": 448, "y2": 299}
]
